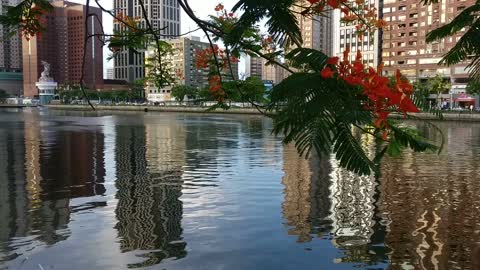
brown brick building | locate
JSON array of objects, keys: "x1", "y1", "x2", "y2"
[
  {"x1": 22, "y1": 0, "x2": 103, "y2": 98},
  {"x1": 382, "y1": 0, "x2": 474, "y2": 93}
]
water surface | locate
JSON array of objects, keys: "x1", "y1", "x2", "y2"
[{"x1": 0, "y1": 109, "x2": 479, "y2": 270}]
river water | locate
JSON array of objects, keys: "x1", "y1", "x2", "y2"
[{"x1": 0, "y1": 109, "x2": 479, "y2": 270}]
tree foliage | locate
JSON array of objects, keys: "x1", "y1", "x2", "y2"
[
  {"x1": 0, "y1": 89, "x2": 9, "y2": 103},
  {"x1": 466, "y1": 79, "x2": 480, "y2": 95},
  {"x1": 171, "y1": 85, "x2": 197, "y2": 101},
  {"x1": 426, "y1": 1, "x2": 480, "y2": 80},
  {"x1": 0, "y1": 0, "x2": 452, "y2": 175}
]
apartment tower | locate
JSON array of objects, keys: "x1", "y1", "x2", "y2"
[
  {"x1": 0, "y1": 0, "x2": 23, "y2": 96},
  {"x1": 245, "y1": 56, "x2": 263, "y2": 79},
  {"x1": 332, "y1": 0, "x2": 382, "y2": 67},
  {"x1": 0, "y1": 0, "x2": 22, "y2": 73},
  {"x1": 293, "y1": 1, "x2": 333, "y2": 55},
  {"x1": 146, "y1": 37, "x2": 239, "y2": 102},
  {"x1": 113, "y1": 0, "x2": 181, "y2": 83},
  {"x1": 22, "y1": 0, "x2": 103, "y2": 98},
  {"x1": 382, "y1": 0, "x2": 475, "y2": 93}
]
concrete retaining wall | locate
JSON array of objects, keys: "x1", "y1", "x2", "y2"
[
  {"x1": 45, "y1": 104, "x2": 264, "y2": 115},
  {"x1": 44, "y1": 105, "x2": 480, "y2": 122}
]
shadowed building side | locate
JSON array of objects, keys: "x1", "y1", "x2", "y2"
[{"x1": 22, "y1": 0, "x2": 103, "y2": 98}]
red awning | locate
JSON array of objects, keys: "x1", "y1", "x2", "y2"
[{"x1": 455, "y1": 93, "x2": 475, "y2": 102}]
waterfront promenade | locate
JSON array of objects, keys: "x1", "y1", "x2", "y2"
[{"x1": 45, "y1": 104, "x2": 480, "y2": 121}]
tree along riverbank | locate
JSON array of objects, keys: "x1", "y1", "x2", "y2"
[{"x1": 44, "y1": 104, "x2": 480, "y2": 122}]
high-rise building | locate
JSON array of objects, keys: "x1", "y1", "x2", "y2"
[
  {"x1": 145, "y1": 37, "x2": 239, "y2": 102},
  {"x1": 381, "y1": 0, "x2": 474, "y2": 93},
  {"x1": 262, "y1": 58, "x2": 287, "y2": 85},
  {"x1": 0, "y1": 0, "x2": 23, "y2": 96},
  {"x1": 113, "y1": 0, "x2": 181, "y2": 83},
  {"x1": 0, "y1": 0, "x2": 22, "y2": 73},
  {"x1": 22, "y1": 0, "x2": 103, "y2": 98},
  {"x1": 332, "y1": 1, "x2": 382, "y2": 67},
  {"x1": 245, "y1": 56, "x2": 263, "y2": 79},
  {"x1": 293, "y1": 1, "x2": 333, "y2": 55}
]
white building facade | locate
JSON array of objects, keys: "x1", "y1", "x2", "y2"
[{"x1": 113, "y1": 0, "x2": 181, "y2": 83}]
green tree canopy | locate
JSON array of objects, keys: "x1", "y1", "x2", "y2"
[
  {"x1": 0, "y1": 89, "x2": 9, "y2": 102},
  {"x1": 466, "y1": 80, "x2": 480, "y2": 95},
  {"x1": 171, "y1": 85, "x2": 197, "y2": 102}
]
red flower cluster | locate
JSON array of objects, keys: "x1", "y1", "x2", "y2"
[
  {"x1": 195, "y1": 44, "x2": 239, "y2": 102},
  {"x1": 195, "y1": 45, "x2": 239, "y2": 70},
  {"x1": 321, "y1": 49, "x2": 419, "y2": 138},
  {"x1": 195, "y1": 45, "x2": 220, "y2": 69},
  {"x1": 208, "y1": 75, "x2": 225, "y2": 101}
]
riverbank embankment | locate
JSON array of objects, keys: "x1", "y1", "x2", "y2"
[
  {"x1": 44, "y1": 104, "x2": 480, "y2": 121},
  {"x1": 45, "y1": 104, "x2": 264, "y2": 115}
]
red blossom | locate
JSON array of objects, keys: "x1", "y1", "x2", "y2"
[
  {"x1": 214, "y1": 4, "x2": 224, "y2": 11},
  {"x1": 327, "y1": 57, "x2": 339, "y2": 65},
  {"x1": 327, "y1": 0, "x2": 340, "y2": 8},
  {"x1": 320, "y1": 67, "x2": 335, "y2": 78},
  {"x1": 322, "y1": 49, "x2": 419, "y2": 137}
]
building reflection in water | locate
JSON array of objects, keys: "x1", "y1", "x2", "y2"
[
  {"x1": 281, "y1": 122, "x2": 480, "y2": 269},
  {"x1": 379, "y1": 121, "x2": 480, "y2": 270},
  {"x1": 0, "y1": 110, "x2": 106, "y2": 263},
  {"x1": 281, "y1": 132, "x2": 388, "y2": 266},
  {"x1": 114, "y1": 117, "x2": 186, "y2": 268},
  {"x1": 281, "y1": 145, "x2": 332, "y2": 243}
]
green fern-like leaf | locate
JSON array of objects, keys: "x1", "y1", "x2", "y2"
[
  {"x1": 426, "y1": 1, "x2": 480, "y2": 79},
  {"x1": 285, "y1": 48, "x2": 329, "y2": 72},
  {"x1": 232, "y1": 0, "x2": 302, "y2": 47},
  {"x1": 388, "y1": 124, "x2": 439, "y2": 154},
  {"x1": 333, "y1": 123, "x2": 377, "y2": 175}
]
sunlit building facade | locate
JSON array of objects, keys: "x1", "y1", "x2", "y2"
[
  {"x1": 332, "y1": 0, "x2": 381, "y2": 67},
  {"x1": 293, "y1": 1, "x2": 333, "y2": 55},
  {"x1": 22, "y1": 0, "x2": 103, "y2": 98},
  {"x1": 113, "y1": 0, "x2": 181, "y2": 82},
  {"x1": 381, "y1": 0, "x2": 475, "y2": 93}
]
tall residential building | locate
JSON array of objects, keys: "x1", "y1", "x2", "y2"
[
  {"x1": 146, "y1": 37, "x2": 239, "y2": 102},
  {"x1": 0, "y1": 0, "x2": 23, "y2": 96},
  {"x1": 22, "y1": 0, "x2": 103, "y2": 98},
  {"x1": 245, "y1": 56, "x2": 263, "y2": 79},
  {"x1": 332, "y1": 0, "x2": 382, "y2": 67},
  {"x1": 262, "y1": 58, "x2": 287, "y2": 85},
  {"x1": 113, "y1": 0, "x2": 181, "y2": 83},
  {"x1": 0, "y1": 0, "x2": 22, "y2": 72},
  {"x1": 293, "y1": 1, "x2": 333, "y2": 55},
  {"x1": 382, "y1": 0, "x2": 474, "y2": 93}
]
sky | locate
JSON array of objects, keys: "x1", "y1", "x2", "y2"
[{"x1": 68, "y1": 0, "x2": 242, "y2": 76}]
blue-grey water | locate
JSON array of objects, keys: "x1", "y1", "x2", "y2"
[{"x1": 1, "y1": 108, "x2": 479, "y2": 270}]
